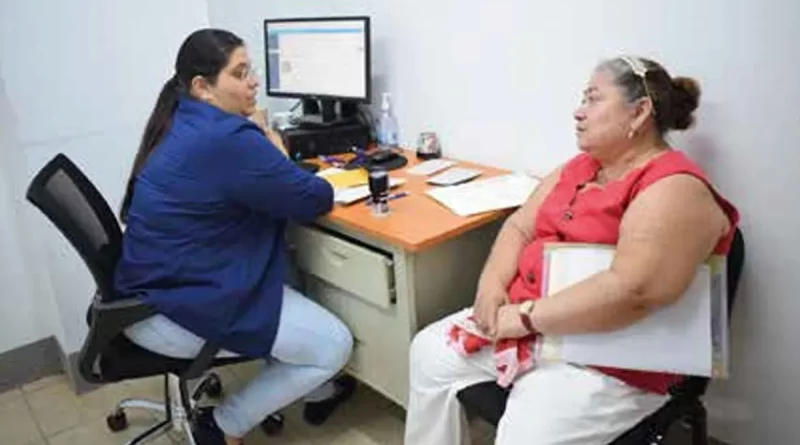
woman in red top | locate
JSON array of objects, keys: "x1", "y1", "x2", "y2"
[{"x1": 405, "y1": 55, "x2": 739, "y2": 445}]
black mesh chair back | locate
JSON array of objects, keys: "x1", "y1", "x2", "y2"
[{"x1": 25, "y1": 153, "x2": 122, "y2": 301}]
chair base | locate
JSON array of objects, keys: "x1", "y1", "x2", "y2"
[
  {"x1": 108, "y1": 372, "x2": 283, "y2": 444},
  {"x1": 107, "y1": 373, "x2": 200, "y2": 445}
]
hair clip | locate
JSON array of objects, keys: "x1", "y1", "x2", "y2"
[{"x1": 619, "y1": 56, "x2": 648, "y2": 78}]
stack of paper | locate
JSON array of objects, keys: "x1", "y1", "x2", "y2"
[
  {"x1": 426, "y1": 167, "x2": 482, "y2": 186},
  {"x1": 317, "y1": 168, "x2": 405, "y2": 205},
  {"x1": 334, "y1": 178, "x2": 406, "y2": 205},
  {"x1": 538, "y1": 243, "x2": 728, "y2": 378},
  {"x1": 318, "y1": 168, "x2": 369, "y2": 188},
  {"x1": 425, "y1": 173, "x2": 540, "y2": 217},
  {"x1": 407, "y1": 159, "x2": 457, "y2": 176}
]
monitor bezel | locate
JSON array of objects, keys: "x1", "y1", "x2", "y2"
[{"x1": 263, "y1": 16, "x2": 372, "y2": 104}]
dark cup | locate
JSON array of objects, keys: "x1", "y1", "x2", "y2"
[
  {"x1": 368, "y1": 169, "x2": 390, "y2": 216},
  {"x1": 368, "y1": 169, "x2": 389, "y2": 201}
]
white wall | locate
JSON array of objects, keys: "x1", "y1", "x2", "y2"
[
  {"x1": 208, "y1": 1, "x2": 800, "y2": 443},
  {"x1": 0, "y1": 0, "x2": 210, "y2": 354},
  {"x1": 0, "y1": 70, "x2": 59, "y2": 353}
]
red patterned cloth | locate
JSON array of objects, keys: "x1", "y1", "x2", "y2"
[{"x1": 447, "y1": 312, "x2": 538, "y2": 387}]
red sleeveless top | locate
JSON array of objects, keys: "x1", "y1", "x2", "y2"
[{"x1": 508, "y1": 150, "x2": 740, "y2": 394}]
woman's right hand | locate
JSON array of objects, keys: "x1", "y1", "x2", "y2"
[{"x1": 473, "y1": 280, "x2": 509, "y2": 337}]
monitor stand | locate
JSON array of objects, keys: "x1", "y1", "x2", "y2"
[{"x1": 292, "y1": 99, "x2": 358, "y2": 128}]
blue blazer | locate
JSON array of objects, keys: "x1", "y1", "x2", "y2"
[{"x1": 114, "y1": 97, "x2": 333, "y2": 357}]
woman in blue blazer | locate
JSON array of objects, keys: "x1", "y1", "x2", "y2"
[{"x1": 114, "y1": 29, "x2": 353, "y2": 445}]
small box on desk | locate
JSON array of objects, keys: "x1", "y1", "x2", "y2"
[{"x1": 279, "y1": 122, "x2": 371, "y2": 160}]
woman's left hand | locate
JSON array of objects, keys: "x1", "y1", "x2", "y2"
[
  {"x1": 494, "y1": 303, "x2": 530, "y2": 340},
  {"x1": 248, "y1": 108, "x2": 270, "y2": 132},
  {"x1": 249, "y1": 108, "x2": 289, "y2": 157}
]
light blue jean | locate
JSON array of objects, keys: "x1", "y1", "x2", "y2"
[{"x1": 124, "y1": 285, "x2": 354, "y2": 438}]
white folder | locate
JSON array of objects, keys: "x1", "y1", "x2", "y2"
[{"x1": 538, "y1": 243, "x2": 729, "y2": 378}]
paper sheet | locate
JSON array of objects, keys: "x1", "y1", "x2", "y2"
[
  {"x1": 539, "y1": 244, "x2": 727, "y2": 377},
  {"x1": 425, "y1": 173, "x2": 540, "y2": 216},
  {"x1": 321, "y1": 169, "x2": 369, "y2": 189},
  {"x1": 334, "y1": 178, "x2": 406, "y2": 205},
  {"x1": 406, "y1": 159, "x2": 457, "y2": 176}
]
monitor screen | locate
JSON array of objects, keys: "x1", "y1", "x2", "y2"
[{"x1": 264, "y1": 17, "x2": 370, "y2": 102}]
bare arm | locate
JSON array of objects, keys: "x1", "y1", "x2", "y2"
[
  {"x1": 478, "y1": 168, "x2": 561, "y2": 289},
  {"x1": 529, "y1": 174, "x2": 730, "y2": 335},
  {"x1": 472, "y1": 167, "x2": 561, "y2": 335}
]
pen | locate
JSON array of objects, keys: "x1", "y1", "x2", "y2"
[
  {"x1": 365, "y1": 191, "x2": 410, "y2": 206},
  {"x1": 318, "y1": 155, "x2": 346, "y2": 167},
  {"x1": 387, "y1": 191, "x2": 410, "y2": 201}
]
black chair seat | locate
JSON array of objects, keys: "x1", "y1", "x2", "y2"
[
  {"x1": 458, "y1": 381, "x2": 509, "y2": 427},
  {"x1": 456, "y1": 379, "x2": 695, "y2": 444},
  {"x1": 98, "y1": 335, "x2": 252, "y2": 382}
]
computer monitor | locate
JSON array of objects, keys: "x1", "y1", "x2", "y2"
[{"x1": 264, "y1": 16, "x2": 371, "y2": 124}]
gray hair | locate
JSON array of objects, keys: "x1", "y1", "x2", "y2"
[{"x1": 597, "y1": 56, "x2": 702, "y2": 133}]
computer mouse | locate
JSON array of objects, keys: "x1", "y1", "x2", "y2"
[
  {"x1": 295, "y1": 161, "x2": 320, "y2": 173},
  {"x1": 370, "y1": 151, "x2": 396, "y2": 163}
]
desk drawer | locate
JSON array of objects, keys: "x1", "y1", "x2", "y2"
[
  {"x1": 305, "y1": 276, "x2": 410, "y2": 406},
  {"x1": 292, "y1": 226, "x2": 395, "y2": 309}
]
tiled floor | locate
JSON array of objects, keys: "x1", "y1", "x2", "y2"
[{"x1": 0, "y1": 361, "x2": 496, "y2": 445}]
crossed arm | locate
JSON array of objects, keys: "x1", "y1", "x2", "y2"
[
  {"x1": 477, "y1": 170, "x2": 730, "y2": 339},
  {"x1": 528, "y1": 174, "x2": 730, "y2": 335}
]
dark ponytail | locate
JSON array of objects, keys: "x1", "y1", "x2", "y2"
[
  {"x1": 120, "y1": 76, "x2": 182, "y2": 222},
  {"x1": 119, "y1": 29, "x2": 244, "y2": 222}
]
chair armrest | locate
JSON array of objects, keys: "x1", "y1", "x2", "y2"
[
  {"x1": 79, "y1": 293, "x2": 157, "y2": 383},
  {"x1": 182, "y1": 342, "x2": 222, "y2": 380},
  {"x1": 80, "y1": 292, "x2": 225, "y2": 384},
  {"x1": 91, "y1": 294, "x2": 158, "y2": 334}
]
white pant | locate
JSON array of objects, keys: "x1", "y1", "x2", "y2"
[
  {"x1": 405, "y1": 309, "x2": 669, "y2": 445},
  {"x1": 125, "y1": 286, "x2": 353, "y2": 438}
]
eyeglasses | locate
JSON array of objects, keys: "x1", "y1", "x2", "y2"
[
  {"x1": 233, "y1": 66, "x2": 260, "y2": 81},
  {"x1": 619, "y1": 56, "x2": 655, "y2": 115}
]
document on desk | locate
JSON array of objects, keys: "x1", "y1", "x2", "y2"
[
  {"x1": 334, "y1": 178, "x2": 406, "y2": 205},
  {"x1": 538, "y1": 244, "x2": 729, "y2": 378},
  {"x1": 425, "y1": 173, "x2": 540, "y2": 217},
  {"x1": 406, "y1": 159, "x2": 457, "y2": 176},
  {"x1": 321, "y1": 169, "x2": 369, "y2": 189}
]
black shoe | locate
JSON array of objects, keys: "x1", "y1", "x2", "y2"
[
  {"x1": 191, "y1": 407, "x2": 226, "y2": 445},
  {"x1": 303, "y1": 375, "x2": 358, "y2": 426}
]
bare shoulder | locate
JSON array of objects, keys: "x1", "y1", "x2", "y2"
[
  {"x1": 612, "y1": 173, "x2": 731, "y2": 306},
  {"x1": 623, "y1": 174, "x2": 730, "y2": 239}
]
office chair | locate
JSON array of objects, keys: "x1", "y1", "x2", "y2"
[
  {"x1": 457, "y1": 228, "x2": 745, "y2": 445},
  {"x1": 26, "y1": 154, "x2": 285, "y2": 445}
]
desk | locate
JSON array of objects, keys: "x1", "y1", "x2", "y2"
[{"x1": 288, "y1": 150, "x2": 512, "y2": 408}]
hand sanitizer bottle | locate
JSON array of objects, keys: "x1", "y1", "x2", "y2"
[{"x1": 376, "y1": 93, "x2": 399, "y2": 151}]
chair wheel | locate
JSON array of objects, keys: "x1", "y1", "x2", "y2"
[
  {"x1": 106, "y1": 409, "x2": 128, "y2": 432},
  {"x1": 260, "y1": 413, "x2": 284, "y2": 436},
  {"x1": 205, "y1": 373, "x2": 223, "y2": 399}
]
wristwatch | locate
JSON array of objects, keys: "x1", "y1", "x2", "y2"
[{"x1": 518, "y1": 300, "x2": 538, "y2": 334}]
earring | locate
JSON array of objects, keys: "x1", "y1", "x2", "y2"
[{"x1": 627, "y1": 128, "x2": 636, "y2": 139}]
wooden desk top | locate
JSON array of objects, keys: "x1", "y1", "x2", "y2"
[{"x1": 315, "y1": 150, "x2": 513, "y2": 253}]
